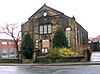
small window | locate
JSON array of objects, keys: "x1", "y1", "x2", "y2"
[
  {"x1": 9, "y1": 49, "x2": 16, "y2": 54},
  {"x1": 42, "y1": 48, "x2": 45, "y2": 53},
  {"x1": 35, "y1": 40, "x2": 39, "y2": 48},
  {"x1": 45, "y1": 49, "x2": 48, "y2": 53},
  {"x1": 2, "y1": 42, "x2": 7, "y2": 45},
  {"x1": 43, "y1": 12, "x2": 47, "y2": 16},
  {"x1": 9, "y1": 42, "x2": 15, "y2": 45},
  {"x1": 2, "y1": 50, "x2": 8, "y2": 55},
  {"x1": 42, "y1": 48, "x2": 48, "y2": 53}
]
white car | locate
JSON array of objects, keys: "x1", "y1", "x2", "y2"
[{"x1": 90, "y1": 52, "x2": 100, "y2": 62}]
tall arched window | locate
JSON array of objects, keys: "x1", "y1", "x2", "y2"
[{"x1": 66, "y1": 27, "x2": 71, "y2": 46}]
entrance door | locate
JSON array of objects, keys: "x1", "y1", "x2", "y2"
[{"x1": 42, "y1": 40, "x2": 50, "y2": 53}]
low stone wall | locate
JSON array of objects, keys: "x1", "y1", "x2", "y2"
[{"x1": 35, "y1": 56, "x2": 84, "y2": 63}]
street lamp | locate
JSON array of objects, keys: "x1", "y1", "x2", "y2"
[{"x1": 66, "y1": 27, "x2": 71, "y2": 47}]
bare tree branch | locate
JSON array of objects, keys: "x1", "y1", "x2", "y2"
[{"x1": 0, "y1": 24, "x2": 21, "y2": 58}]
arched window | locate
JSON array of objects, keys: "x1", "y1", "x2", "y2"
[{"x1": 66, "y1": 27, "x2": 71, "y2": 46}]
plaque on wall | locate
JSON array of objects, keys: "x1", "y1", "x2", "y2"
[{"x1": 42, "y1": 40, "x2": 50, "y2": 48}]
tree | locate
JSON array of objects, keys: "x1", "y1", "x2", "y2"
[
  {"x1": 20, "y1": 32, "x2": 33, "y2": 59},
  {"x1": 53, "y1": 27, "x2": 67, "y2": 48},
  {"x1": 0, "y1": 24, "x2": 21, "y2": 58}
]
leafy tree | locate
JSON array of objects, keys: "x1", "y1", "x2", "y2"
[
  {"x1": 53, "y1": 27, "x2": 67, "y2": 48},
  {"x1": 20, "y1": 33, "x2": 33, "y2": 59}
]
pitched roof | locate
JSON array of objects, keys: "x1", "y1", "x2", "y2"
[
  {"x1": 23, "y1": 4, "x2": 88, "y2": 36},
  {"x1": 95, "y1": 35, "x2": 100, "y2": 38},
  {"x1": 91, "y1": 35, "x2": 100, "y2": 42},
  {"x1": 29, "y1": 4, "x2": 64, "y2": 20}
]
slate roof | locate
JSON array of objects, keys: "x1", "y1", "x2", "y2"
[{"x1": 91, "y1": 35, "x2": 100, "y2": 42}]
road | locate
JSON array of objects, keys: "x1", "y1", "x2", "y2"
[{"x1": 0, "y1": 65, "x2": 100, "y2": 74}]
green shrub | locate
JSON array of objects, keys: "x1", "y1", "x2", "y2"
[
  {"x1": 46, "y1": 48, "x2": 80, "y2": 59},
  {"x1": 52, "y1": 28, "x2": 67, "y2": 48},
  {"x1": 0, "y1": 58, "x2": 21, "y2": 63},
  {"x1": 42, "y1": 48, "x2": 82, "y2": 63},
  {"x1": 46, "y1": 48, "x2": 60, "y2": 59},
  {"x1": 20, "y1": 33, "x2": 33, "y2": 59},
  {"x1": 59, "y1": 48, "x2": 79, "y2": 56}
]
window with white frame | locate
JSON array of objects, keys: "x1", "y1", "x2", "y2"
[
  {"x1": 35, "y1": 40, "x2": 39, "y2": 48},
  {"x1": 9, "y1": 41, "x2": 15, "y2": 45},
  {"x1": 40, "y1": 25, "x2": 43, "y2": 34},
  {"x1": 66, "y1": 27, "x2": 71, "y2": 46},
  {"x1": 48, "y1": 25, "x2": 51, "y2": 33},
  {"x1": 9, "y1": 48, "x2": 16, "y2": 54},
  {"x1": 42, "y1": 48, "x2": 48, "y2": 53},
  {"x1": 44, "y1": 25, "x2": 47, "y2": 34},
  {"x1": 39, "y1": 25, "x2": 51, "y2": 34},
  {"x1": 42, "y1": 48, "x2": 45, "y2": 53},
  {"x1": 2, "y1": 42, "x2": 7, "y2": 45},
  {"x1": 2, "y1": 49, "x2": 8, "y2": 55},
  {"x1": 43, "y1": 12, "x2": 47, "y2": 16}
]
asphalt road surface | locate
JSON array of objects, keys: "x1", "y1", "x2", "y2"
[{"x1": 0, "y1": 65, "x2": 100, "y2": 74}]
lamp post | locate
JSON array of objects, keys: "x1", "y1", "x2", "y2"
[{"x1": 66, "y1": 27, "x2": 71, "y2": 47}]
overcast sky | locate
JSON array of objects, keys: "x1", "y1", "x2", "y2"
[{"x1": 0, "y1": 0, "x2": 100, "y2": 38}]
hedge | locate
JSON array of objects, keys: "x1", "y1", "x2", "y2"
[{"x1": 0, "y1": 58, "x2": 21, "y2": 63}]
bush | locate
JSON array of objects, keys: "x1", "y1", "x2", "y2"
[
  {"x1": 38, "y1": 48, "x2": 82, "y2": 63},
  {"x1": 59, "y1": 48, "x2": 79, "y2": 57},
  {"x1": 46, "y1": 48, "x2": 80, "y2": 59},
  {"x1": 46, "y1": 48, "x2": 60, "y2": 59},
  {"x1": 0, "y1": 58, "x2": 21, "y2": 63}
]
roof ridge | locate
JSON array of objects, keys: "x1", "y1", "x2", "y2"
[{"x1": 29, "y1": 4, "x2": 64, "y2": 20}]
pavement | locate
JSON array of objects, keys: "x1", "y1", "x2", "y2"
[{"x1": 0, "y1": 62, "x2": 100, "y2": 66}]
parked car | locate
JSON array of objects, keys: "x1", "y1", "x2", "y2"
[{"x1": 90, "y1": 52, "x2": 100, "y2": 62}]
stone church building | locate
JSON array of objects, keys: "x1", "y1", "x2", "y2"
[{"x1": 21, "y1": 4, "x2": 88, "y2": 56}]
